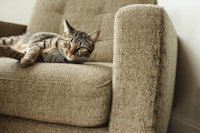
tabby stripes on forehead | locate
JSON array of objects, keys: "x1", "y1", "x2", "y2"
[{"x1": 72, "y1": 31, "x2": 88, "y2": 43}]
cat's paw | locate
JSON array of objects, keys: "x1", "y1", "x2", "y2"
[
  {"x1": 0, "y1": 45, "x2": 8, "y2": 55},
  {"x1": 20, "y1": 58, "x2": 35, "y2": 68},
  {"x1": 0, "y1": 45, "x2": 6, "y2": 50},
  {"x1": 0, "y1": 45, "x2": 3, "y2": 52}
]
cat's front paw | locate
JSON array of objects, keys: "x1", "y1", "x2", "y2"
[
  {"x1": 0, "y1": 45, "x2": 6, "y2": 52},
  {"x1": 0, "y1": 45, "x2": 9, "y2": 56},
  {"x1": 20, "y1": 58, "x2": 35, "y2": 68},
  {"x1": 0, "y1": 45, "x2": 3, "y2": 53}
]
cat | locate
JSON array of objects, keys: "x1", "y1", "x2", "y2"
[{"x1": 0, "y1": 18, "x2": 100, "y2": 68}]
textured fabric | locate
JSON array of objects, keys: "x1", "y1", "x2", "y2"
[
  {"x1": 0, "y1": 21, "x2": 27, "y2": 37},
  {"x1": 0, "y1": 58, "x2": 112, "y2": 127},
  {"x1": 0, "y1": 115, "x2": 108, "y2": 133},
  {"x1": 109, "y1": 5, "x2": 177, "y2": 133},
  {"x1": 27, "y1": 0, "x2": 157, "y2": 62}
]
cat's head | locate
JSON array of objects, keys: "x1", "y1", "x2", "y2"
[{"x1": 61, "y1": 18, "x2": 100, "y2": 64}]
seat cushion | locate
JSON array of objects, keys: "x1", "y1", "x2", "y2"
[
  {"x1": 0, "y1": 58, "x2": 112, "y2": 127},
  {"x1": 27, "y1": 0, "x2": 157, "y2": 62},
  {"x1": 0, "y1": 115, "x2": 108, "y2": 133}
]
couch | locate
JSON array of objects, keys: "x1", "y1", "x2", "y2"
[{"x1": 0, "y1": 0, "x2": 177, "y2": 132}]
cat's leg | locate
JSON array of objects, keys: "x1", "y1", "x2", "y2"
[
  {"x1": 0, "y1": 45, "x2": 5, "y2": 56},
  {"x1": 0, "y1": 45, "x2": 25, "y2": 59},
  {"x1": 20, "y1": 42, "x2": 43, "y2": 67}
]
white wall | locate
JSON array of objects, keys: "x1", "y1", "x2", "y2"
[
  {"x1": 158, "y1": 0, "x2": 200, "y2": 132},
  {"x1": 0, "y1": 0, "x2": 36, "y2": 24}
]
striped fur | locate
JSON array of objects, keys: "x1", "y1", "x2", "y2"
[{"x1": 0, "y1": 19, "x2": 100, "y2": 68}]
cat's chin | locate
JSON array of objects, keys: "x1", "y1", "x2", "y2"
[
  {"x1": 66, "y1": 56, "x2": 75, "y2": 61},
  {"x1": 66, "y1": 56, "x2": 88, "y2": 64},
  {"x1": 66, "y1": 55, "x2": 76, "y2": 61}
]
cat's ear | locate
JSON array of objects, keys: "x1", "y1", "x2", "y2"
[
  {"x1": 88, "y1": 30, "x2": 100, "y2": 43},
  {"x1": 63, "y1": 18, "x2": 75, "y2": 34}
]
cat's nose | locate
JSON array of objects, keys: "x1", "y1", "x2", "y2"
[{"x1": 68, "y1": 48, "x2": 75, "y2": 56}]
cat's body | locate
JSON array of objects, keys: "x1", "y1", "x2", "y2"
[
  {"x1": 0, "y1": 19, "x2": 100, "y2": 67},
  {"x1": 0, "y1": 32, "x2": 63, "y2": 63}
]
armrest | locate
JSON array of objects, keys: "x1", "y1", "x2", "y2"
[
  {"x1": 109, "y1": 5, "x2": 177, "y2": 133},
  {"x1": 0, "y1": 21, "x2": 27, "y2": 37}
]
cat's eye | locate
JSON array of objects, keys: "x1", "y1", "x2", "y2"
[
  {"x1": 65, "y1": 43, "x2": 70, "y2": 49},
  {"x1": 66, "y1": 40, "x2": 70, "y2": 43},
  {"x1": 79, "y1": 47, "x2": 86, "y2": 50},
  {"x1": 64, "y1": 41, "x2": 71, "y2": 48}
]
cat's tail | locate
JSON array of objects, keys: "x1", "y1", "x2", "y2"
[{"x1": 0, "y1": 35, "x2": 21, "y2": 46}]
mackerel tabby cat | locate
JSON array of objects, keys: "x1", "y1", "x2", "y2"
[{"x1": 0, "y1": 18, "x2": 100, "y2": 68}]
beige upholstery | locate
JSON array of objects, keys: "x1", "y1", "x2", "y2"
[
  {"x1": 0, "y1": 0, "x2": 178, "y2": 133},
  {"x1": 0, "y1": 115, "x2": 108, "y2": 133},
  {"x1": 0, "y1": 58, "x2": 112, "y2": 127},
  {"x1": 110, "y1": 5, "x2": 177, "y2": 133},
  {"x1": 0, "y1": 21, "x2": 26, "y2": 37}
]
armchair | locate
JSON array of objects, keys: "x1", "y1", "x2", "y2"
[{"x1": 0, "y1": 0, "x2": 177, "y2": 133}]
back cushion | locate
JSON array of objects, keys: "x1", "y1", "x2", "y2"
[{"x1": 27, "y1": 0, "x2": 157, "y2": 62}]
